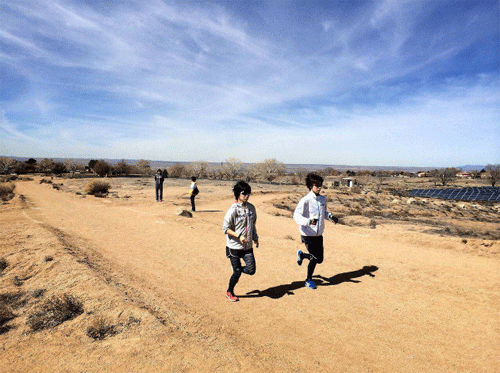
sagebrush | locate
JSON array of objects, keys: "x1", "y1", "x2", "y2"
[
  {"x1": 86, "y1": 314, "x2": 116, "y2": 340},
  {"x1": 0, "y1": 304, "x2": 15, "y2": 328},
  {"x1": 0, "y1": 182, "x2": 15, "y2": 198},
  {"x1": 0, "y1": 257, "x2": 8, "y2": 273},
  {"x1": 27, "y1": 293, "x2": 84, "y2": 331},
  {"x1": 84, "y1": 179, "x2": 110, "y2": 196}
]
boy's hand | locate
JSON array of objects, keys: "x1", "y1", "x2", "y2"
[
  {"x1": 328, "y1": 213, "x2": 339, "y2": 224},
  {"x1": 254, "y1": 240, "x2": 259, "y2": 248}
]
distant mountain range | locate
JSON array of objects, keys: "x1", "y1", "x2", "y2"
[{"x1": 2, "y1": 156, "x2": 488, "y2": 172}]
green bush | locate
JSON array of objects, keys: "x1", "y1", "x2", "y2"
[{"x1": 84, "y1": 179, "x2": 110, "y2": 196}]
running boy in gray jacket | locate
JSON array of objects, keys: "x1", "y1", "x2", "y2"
[{"x1": 222, "y1": 181, "x2": 259, "y2": 302}]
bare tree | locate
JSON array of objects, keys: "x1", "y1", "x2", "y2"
[
  {"x1": 254, "y1": 158, "x2": 286, "y2": 183},
  {"x1": 239, "y1": 164, "x2": 256, "y2": 182},
  {"x1": 39, "y1": 158, "x2": 56, "y2": 175},
  {"x1": 64, "y1": 159, "x2": 84, "y2": 177},
  {"x1": 220, "y1": 158, "x2": 243, "y2": 180},
  {"x1": 52, "y1": 162, "x2": 67, "y2": 175},
  {"x1": 93, "y1": 160, "x2": 111, "y2": 177},
  {"x1": 135, "y1": 159, "x2": 151, "y2": 175},
  {"x1": 187, "y1": 161, "x2": 209, "y2": 178},
  {"x1": 169, "y1": 163, "x2": 186, "y2": 178},
  {"x1": 0, "y1": 157, "x2": 18, "y2": 175},
  {"x1": 431, "y1": 167, "x2": 460, "y2": 186},
  {"x1": 485, "y1": 164, "x2": 500, "y2": 187},
  {"x1": 114, "y1": 159, "x2": 131, "y2": 175}
]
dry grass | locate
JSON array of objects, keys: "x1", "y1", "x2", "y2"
[
  {"x1": 0, "y1": 257, "x2": 8, "y2": 273},
  {"x1": 0, "y1": 303, "x2": 15, "y2": 333},
  {"x1": 86, "y1": 314, "x2": 117, "y2": 340},
  {"x1": 84, "y1": 179, "x2": 111, "y2": 197},
  {"x1": 27, "y1": 293, "x2": 84, "y2": 332},
  {"x1": 0, "y1": 182, "x2": 15, "y2": 199}
]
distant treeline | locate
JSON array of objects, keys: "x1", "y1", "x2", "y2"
[{"x1": 1, "y1": 157, "x2": 498, "y2": 187}]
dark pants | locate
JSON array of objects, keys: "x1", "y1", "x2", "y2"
[
  {"x1": 301, "y1": 235, "x2": 324, "y2": 280},
  {"x1": 227, "y1": 248, "x2": 256, "y2": 294},
  {"x1": 190, "y1": 194, "x2": 196, "y2": 211},
  {"x1": 155, "y1": 184, "x2": 163, "y2": 201}
]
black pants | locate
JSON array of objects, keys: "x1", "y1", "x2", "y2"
[
  {"x1": 227, "y1": 248, "x2": 256, "y2": 294},
  {"x1": 155, "y1": 184, "x2": 163, "y2": 201},
  {"x1": 190, "y1": 194, "x2": 196, "y2": 211},
  {"x1": 301, "y1": 235, "x2": 324, "y2": 280}
]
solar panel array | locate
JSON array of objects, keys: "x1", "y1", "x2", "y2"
[{"x1": 409, "y1": 187, "x2": 500, "y2": 202}]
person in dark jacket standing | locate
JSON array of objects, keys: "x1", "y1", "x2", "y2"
[{"x1": 154, "y1": 169, "x2": 164, "y2": 202}]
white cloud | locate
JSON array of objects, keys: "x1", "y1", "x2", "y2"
[{"x1": 1, "y1": 0, "x2": 498, "y2": 166}]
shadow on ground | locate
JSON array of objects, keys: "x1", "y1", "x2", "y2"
[{"x1": 242, "y1": 265, "x2": 379, "y2": 299}]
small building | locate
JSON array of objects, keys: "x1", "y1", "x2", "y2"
[
  {"x1": 342, "y1": 177, "x2": 356, "y2": 187},
  {"x1": 456, "y1": 172, "x2": 472, "y2": 179}
]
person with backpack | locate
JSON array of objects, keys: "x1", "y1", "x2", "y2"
[
  {"x1": 222, "y1": 181, "x2": 259, "y2": 302},
  {"x1": 189, "y1": 176, "x2": 199, "y2": 212},
  {"x1": 294, "y1": 173, "x2": 338, "y2": 289}
]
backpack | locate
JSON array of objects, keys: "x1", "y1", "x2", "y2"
[{"x1": 192, "y1": 186, "x2": 199, "y2": 196}]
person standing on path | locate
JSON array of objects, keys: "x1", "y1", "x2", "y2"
[
  {"x1": 222, "y1": 181, "x2": 259, "y2": 302},
  {"x1": 154, "y1": 169, "x2": 164, "y2": 202},
  {"x1": 189, "y1": 176, "x2": 199, "y2": 212},
  {"x1": 293, "y1": 173, "x2": 338, "y2": 289}
]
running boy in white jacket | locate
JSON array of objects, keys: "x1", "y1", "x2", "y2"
[{"x1": 293, "y1": 173, "x2": 338, "y2": 289}]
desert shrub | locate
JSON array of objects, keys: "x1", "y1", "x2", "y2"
[
  {"x1": 86, "y1": 314, "x2": 116, "y2": 340},
  {"x1": 0, "y1": 257, "x2": 8, "y2": 273},
  {"x1": 0, "y1": 292, "x2": 24, "y2": 308},
  {"x1": 27, "y1": 293, "x2": 84, "y2": 331},
  {"x1": 350, "y1": 186, "x2": 362, "y2": 194},
  {"x1": 0, "y1": 304, "x2": 15, "y2": 329},
  {"x1": 13, "y1": 276, "x2": 23, "y2": 286},
  {"x1": 39, "y1": 178, "x2": 52, "y2": 184},
  {"x1": 84, "y1": 180, "x2": 110, "y2": 197},
  {"x1": 0, "y1": 182, "x2": 15, "y2": 198},
  {"x1": 31, "y1": 289, "x2": 46, "y2": 298}
]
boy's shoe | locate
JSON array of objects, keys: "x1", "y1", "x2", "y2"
[
  {"x1": 297, "y1": 250, "x2": 303, "y2": 266},
  {"x1": 226, "y1": 292, "x2": 239, "y2": 302},
  {"x1": 305, "y1": 280, "x2": 317, "y2": 289}
]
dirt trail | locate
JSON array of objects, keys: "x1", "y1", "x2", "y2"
[{"x1": 4, "y1": 179, "x2": 500, "y2": 372}]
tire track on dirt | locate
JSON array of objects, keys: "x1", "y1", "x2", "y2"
[{"x1": 18, "y1": 192, "x2": 175, "y2": 327}]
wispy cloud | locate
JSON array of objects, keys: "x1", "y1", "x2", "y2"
[{"x1": 1, "y1": 0, "x2": 498, "y2": 166}]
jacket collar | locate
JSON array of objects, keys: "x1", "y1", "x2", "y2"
[{"x1": 308, "y1": 190, "x2": 320, "y2": 199}]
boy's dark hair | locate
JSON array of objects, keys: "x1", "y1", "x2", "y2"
[
  {"x1": 191, "y1": 176, "x2": 197, "y2": 182},
  {"x1": 233, "y1": 181, "x2": 251, "y2": 199},
  {"x1": 157, "y1": 169, "x2": 162, "y2": 173},
  {"x1": 306, "y1": 173, "x2": 323, "y2": 190}
]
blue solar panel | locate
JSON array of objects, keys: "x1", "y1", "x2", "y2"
[{"x1": 409, "y1": 187, "x2": 500, "y2": 202}]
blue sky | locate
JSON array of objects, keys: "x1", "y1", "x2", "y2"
[{"x1": 0, "y1": 0, "x2": 499, "y2": 167}]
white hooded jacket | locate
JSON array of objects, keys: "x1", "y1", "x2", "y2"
[{"x1": 293, "y1": 191, "x2": 328, "y2": 236}]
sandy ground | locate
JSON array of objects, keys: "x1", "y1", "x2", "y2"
[{"x1": 1, "y1": 177, "x2": 499, "y2": 372}]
